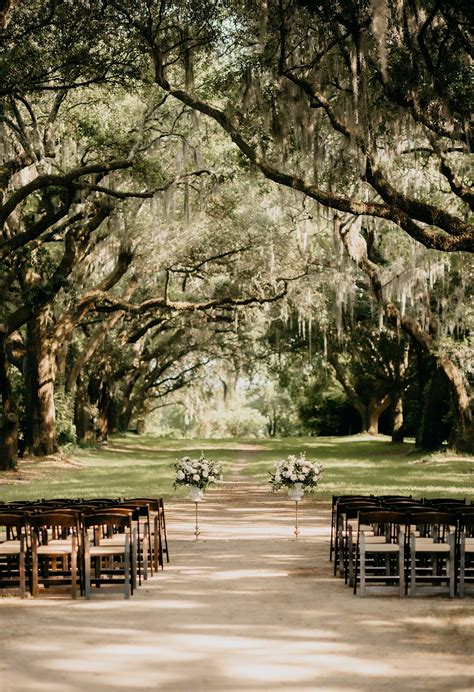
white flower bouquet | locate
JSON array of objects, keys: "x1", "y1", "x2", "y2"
[
  {"x1": 173, "y1": 453, "x2": 222, "y2": 490},
  {"x1": 269, "y1": 452, "x2": 323, "y2": 492}
]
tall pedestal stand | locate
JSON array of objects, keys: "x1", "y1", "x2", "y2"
[
  {"x1": 188, "y1": 487, "x2": 203, "y2": 540},
  {"x1": 288, "y1": 483, "x2": 304, "y2": 539},
  {"x1": 194, "y1": 502, "x2": 200, "y2": 540},
  {"x1": 294, "y1": 500, "x2": 300, "y2": 539}
]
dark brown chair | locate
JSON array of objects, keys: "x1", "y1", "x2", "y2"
[
  {"x1": 330, "y1": 495, "x2": 375, "y2": 561},
  {"x1": 458, "y1": 514, "x2": 474, "y2": 598},
  {"x1": 123, "y1": 497, "x2": 169, "y2": 570},
  {"x1": 0, "y1": 513, "x2": 27, "y2": 598},
  {"x1": 409, "y1": 511, "x2": 456, "y2": 597},
  {"x1": 354, "y1": 510, "x2": 408, "y2": 597},
  {"x1": 334, "y1": 498, "x2": 381, "y2": 578},
  {"x1": 83, "y1": 510, "x2": 136, "y2": 598},
  {"x1": 30, "y1": 511, "x2": 81, "y2": 599},
  {"x1": 118, "y1": 502, "x2": 152, "y2": 582}
]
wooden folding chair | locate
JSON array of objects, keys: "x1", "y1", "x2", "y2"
[
  {"x1": 0, "y1": 512, "x2": 27, "y2": 598},
  {"x1": 330, "y1": 495, "x2": 375, "y2": 561},
  {"x1": 123, "y1": 498, "x2": 169, "y2": 570},
  {"x1": 118, "y1": 502, "x2": 152, "y2": 582},
  {"x1": 30, "y1": 511, "x2": 81, "y2": 599},
  {"x1": 353, "y1": 510, "x2": 408, "y2": 596},
  {"x1": 334, "y1": 498, "x2": 380, "y2": 579},
  {"x1": 83, "y1": 511, "x2": 136, "y2": 599},
  {"x1": 458, "y1": 514, "x2": 474, "y2": 598},
  {"x1": 409, "y1": 511, "x2": 456, "y2": 597}
]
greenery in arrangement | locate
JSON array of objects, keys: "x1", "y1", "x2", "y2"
[
  {"x1": 269, "y1": 453, "x2": 323, "y2": 492},
  {"x1": 173, "y1": 453, "x2": 222, "y2": 490}
]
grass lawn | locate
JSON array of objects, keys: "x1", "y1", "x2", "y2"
[{"x1": 0, "y1": 434, "x2": 472, "y2": 502}]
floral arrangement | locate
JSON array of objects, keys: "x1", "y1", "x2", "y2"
[
  {"x1": 269, "y1": 452, "x2": 323, "y2": 492},
  {"x1": 173, "y1": 453, "x2": 222, "y2": 490}
]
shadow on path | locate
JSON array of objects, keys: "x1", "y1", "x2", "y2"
[{"x1": 1, "y1": 463, "x2": 473, "y2": 691}]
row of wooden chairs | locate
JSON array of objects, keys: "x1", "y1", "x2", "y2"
[
  {"x1": 331, "y1": 495, "x2": 474, "y2": 597},
  {"x1": 0, "y1": 497, "x2": 169, "y2": 599}
]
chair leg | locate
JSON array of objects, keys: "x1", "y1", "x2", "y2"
[
  {"x1": 156, "y1": 515, "x2": 164, "y2": 570},
  {"x1": 459, "y1": 535, "x2": 465, "y2": 598},
  {"x1": 347, "y1": 526, "x2": 354, "y2": 587},
  {"x1": 152, "y1": 515, "x2": 159, "y2": 571},
  {"x1": 143, "y1": 525, "x2": 149, "y2": 581},
  {"x1": 131, "y1": 527, "x2": 137, "y2": 594},
  {"x1": 353, "y1": 540, "x2": 359, "y2": 595},
  {"x1": 409, "y1": 534, "x2": 416, "y2": 597},
  {"x1": 359, "y1": 534, "x2": 366, "y2": 597},
  {"x1": 19, "y1": 535, "x2": 26, "y2": 598},
  {"x1": 398, "y1": 534, "x2": 405, "y2": 597},
  {"x1": 448, "y1": 533, "x2": 455, "y2": 598},
  {"x1": 136, "y1": 523, "x2": 142, "y2": 586},
  {"x1": 146, "y1": 517, "x2": 153, "y2": 577},
  {"x1": 84, "y1": 537, "x2": 91, "y2": 599},
  {"x1": 330, "y1": 505, "x2": 335, "y2": 561},
  {"x1": 124, "y1": 536, "x2": 131, "y2": 599},
  {"x1": 71, "y1": 536, "x2": 77, "y2": 600},
  {"x1": 31, "y1": 535, "x2": 39, "y2": 597},
  {"x1": 159, "y1": 500, "x2": 169, "y2": 563}
]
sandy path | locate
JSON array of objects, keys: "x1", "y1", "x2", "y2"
[{"x1": 1, "y1": 464, "x2": 473, "y2": 691}]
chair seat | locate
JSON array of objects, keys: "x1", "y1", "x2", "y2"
[
  {"x1": 358, "y1": 524, "x2": 374, "y2": 533},
  {"x1": 363, "y1": 542, "x2": 401, "y2": 553},
  {"x1": 36, "y1": 544, "x2": 76, "y2": 555},
  {"x1": 0, "y1": 544, "x2": 22, "y2": 555},
  {"x1": 88, "y1": 545, "x2": 129, "y2": 557},
  {"x1": 48, "y1": 538, "x2": 75, "y2": 546},
  {"x1": 413, "y1": 538, "x2": 451, "y2": 552},
  {"x1": 363, "y1": 535, "x2": 390, "y2": 543},
  {"x1": 99, "y1": 536, "x2": 128, "y2": 546}
]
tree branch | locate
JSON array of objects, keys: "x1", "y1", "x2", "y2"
[
  {"x1": 151, "y1": 53, "x2": 473, "y2": 252},
  {"x1": 0, "y1": 160, "x2": 132, "y2": 228}
]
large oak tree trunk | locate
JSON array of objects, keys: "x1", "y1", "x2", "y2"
[
  {"x1": 341, "y1": 226, "x2": 473, "y2": 453},
  {"x1": 120, "y1": 406, "x2": 133, "y2": 433},
  {"x1": 0, "y1": 333, "x2": 18, "y2": 470},
  {"x1": 74, "y1": 379, "x2": 96, "y2": 444},
  {"x1": 385, "y1": 305, "x2": 473, "y2": 453},
  {"x1": 107, "y1": 398, "x2": 119, "y2": 434},
  {"x1": 328, "y1": 352, "x2": 390, "y2": 435},
  {"x1": 390, "y1": 389, "x2": 405, "y2": 443},
  {"x1": 366, "y1": 395, "x2": 391, "y2": 435},
  {"x1": 24, "y1": 309, "x2": 58, "y2": 456},
  {"x1": 97, "y1": 381, "x2": 113, "y2": 442},
  {"x1": 418, "y1": 368, "x2": 451, "y2": 451}
]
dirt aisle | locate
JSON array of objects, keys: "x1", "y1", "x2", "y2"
[{"x1": 1, "y1": 468, "x2": 473, "y2": 691}]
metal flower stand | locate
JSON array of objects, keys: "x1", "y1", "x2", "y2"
[
  {"x1": 188, "y1": 487, "x2": 203, "y2": 540},
  {"x1": 288, "y1": 484, "x2": 304, "y2": 539}
]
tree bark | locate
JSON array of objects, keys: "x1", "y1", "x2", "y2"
[
  {"x1": 367, "y1": 394, "x2": 391, "y2": 435},
  {"x1": 390, "y1": 390, "x2": 405, "y2": 443},
  {"x1": 0, "y1": 333, "x2": 19, "y2": 470},
  {"x1": 328, "y1": 352, "x2": 390, "y2": 435},
  {"x1": 24, "y1": 308, "x2": 58, "y2": 456},
  {"x1": 74, "y1": 379, "x2": 96, "y2": 444},
  {"x1": 418, "y1": 368, "x2": 451, "y2": 451},
  {"x1": 267, "y1": 405, "x2": 278, "y2": 437},
  {"x1": 97, "y1": 381, "x2": 113, "y2": 442}
]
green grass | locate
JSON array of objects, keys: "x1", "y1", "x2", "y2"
[{"x1": 0, "y1": 434, "x2": 472, "y2": 502}]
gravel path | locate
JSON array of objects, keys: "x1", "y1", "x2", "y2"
[{"x1": 1, "y1": 465, "x2": 473, "y2": 691}]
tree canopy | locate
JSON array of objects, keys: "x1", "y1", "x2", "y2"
[{"x1": 0, "y1": 0, "x2": 472, "y2": 468}]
